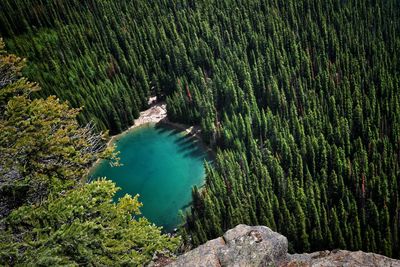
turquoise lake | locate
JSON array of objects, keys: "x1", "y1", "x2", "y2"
[{"x1": 89, "y1": 123, "x2": 209, "y2": 232}]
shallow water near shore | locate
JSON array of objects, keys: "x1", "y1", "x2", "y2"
[{"x1": 89, "y1": 123, "x2": 210, "y2": 232}]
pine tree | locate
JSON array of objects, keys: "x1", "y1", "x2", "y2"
[{"x1": 0, "y1": 180, "x2": 179, "y2": 266}]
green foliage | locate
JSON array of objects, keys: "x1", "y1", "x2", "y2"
[
  {"x1": 0, "y1": 38, "x2": 39, "y2": 111},
  {"x1": 0, "y1": 0, "x2": 399, "y2": 259},
  {"x1": 0, "y1": 40, "x2": 117, "y2": 215},
  {"x1": 0, "y1": 41, "x2": 179, "y2": 266},
  {"x1": 0, "y1": 179, "x2": 179, "y2": 266}
]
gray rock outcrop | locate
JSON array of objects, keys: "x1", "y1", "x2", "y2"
[{"x1": 166, "y1": 224, "x2": 400, "y2": 267}]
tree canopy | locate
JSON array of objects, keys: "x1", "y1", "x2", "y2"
[
  {"x1": 0, "y1": 0, "x2": 399, "y2": 259},
  {"x1": 1, "y1": 179, "x2": 179, "y2": 266},
  {"x1": 0, "y1": 39, "x2": 179, "y2": 266}
]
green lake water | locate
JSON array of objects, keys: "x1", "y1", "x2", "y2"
[{"x1": 89, "y1": 123, "x2": 209, "y2": 232}]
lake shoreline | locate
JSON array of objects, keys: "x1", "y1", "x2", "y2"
[
  {"x1": 89, "y1": 117, "x2": 209, "y2": 232},
  {"x1": 87, "y1": 97, "x2": 213, "y2": 232},
  {"x1": 90, "y1": 97, "x2": 213, "y2": 173}
]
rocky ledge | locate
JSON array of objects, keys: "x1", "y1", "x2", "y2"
[{"x1": 166, "y1": 224, "x2": 400, "y2": 267}]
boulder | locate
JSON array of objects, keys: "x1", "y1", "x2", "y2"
[
  {"x1": 166, "y1": 225, "x2": 400, "y2": 267},
  {"x1": 218, "y1": 224, "x2": 288, "y2": 266},
  {"x1": 168, "y1": 224, "x2": 288, "y2": 267},
  {"x1": 169, "y1": 237, "x2": 225, "y2": 267}
]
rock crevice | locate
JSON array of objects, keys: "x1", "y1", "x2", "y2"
[{"x1": 167, "y1": 224, "x2": 400, "y2": 267}]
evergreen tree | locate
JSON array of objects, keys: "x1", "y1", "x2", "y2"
[{"x1": 0, "y1": 180, "x2": 179, "y2": 266}]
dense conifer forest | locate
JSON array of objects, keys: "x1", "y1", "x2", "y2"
[
  {"x1": 0, "y1": 0, "x2": 399, "y2": 260},
  {"x1": 0, "y1": 39, "x2": 178, "y2": 265}
]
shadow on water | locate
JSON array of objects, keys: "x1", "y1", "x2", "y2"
[
  {"x1": 176, "y1": 139, "x2": 199, "y2": 152},
  {"x1": 154, "y1": 124, "x2": 182, "y2": 137},
  {"x1": 180, "y1": 201, "x2": 193, "y2": 211},
  {"x1": 175, "y1": 136, "x2": 203, "y2": 149},
  {"x1": 154, "y1": 124, "x2": 172, "y2": 134},
  {"x1": 183, "y1": 147, "x2": 207, "y2": 159},
  {"x1": 90, "y1": 123, "x2": 213, "y2": 233},
  {"x1": 173, "y1": 132, "x2": 196, "y2": 142},
  {"x1": 175, "y1": 139, "x2": 207, "y2": 159},
  {"x1": 154, "y1": 123, "x2": 210, "y2": 159}
]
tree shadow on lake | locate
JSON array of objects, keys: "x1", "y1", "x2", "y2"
[
  {"x1": 176, "y1": 136, "x2": 200, "y2": 150},
  {"x1": 179, "y1": 201, "x2": 193, "y2": 211},
  {"x1": 174, "y1": 133, "x2": 198, "y2": 145},
  {"x1": 183, "y1": 147, "x2": 207, "y2": 159},
  {"x1": 176, "y1": 138, "x2": 207, "y2": 159},
  {"x1": 154, "y1": 124, "x2": 181, "y2": 136},
  {"x1": 154, "y1": 123, "x2": 210, "y2": 159}
]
